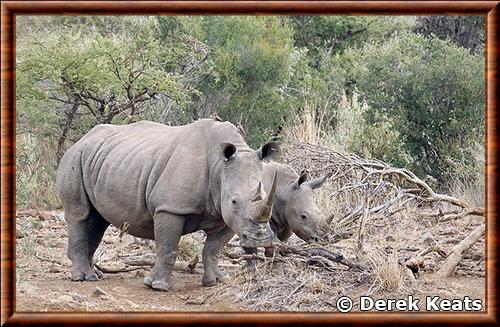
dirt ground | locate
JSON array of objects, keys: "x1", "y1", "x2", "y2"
[
  {"x1": 15, "y1": 209, "x2": 486, "y2": 312},
  {"x1": 16, "y1": 210, "x2": 241, "y2": 312}
]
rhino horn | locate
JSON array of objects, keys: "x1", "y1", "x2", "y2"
[
  {"x1": 255, "y1": 171, "x2": 278, "y2": 222},
  {"x1": 325, "y1": 212, "x2": 335, "y2": 225}
]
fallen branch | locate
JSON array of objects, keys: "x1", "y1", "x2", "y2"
[
  {"x1": 275, "y1": 243, "x2": 367, "y2": 272},
  {"x1": 97, "y1": 255, "x2": 201, "y2": 274},
  {"x1": 404, "y1": 245, "x2": 448, "y2": 274},
  {"x1": 223, "y1": 250, "x2": 267, "y2": 263},
  {"x1": 94, "y1": 263, "x2": 145, "y2": 274},
  {"x1": 434, "y1": 223, "x2": 485, "y2": 278}
]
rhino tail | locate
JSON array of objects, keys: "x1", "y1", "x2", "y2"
[{"x1": 56, "y1": 146, "x2": 91, "y2": 223}]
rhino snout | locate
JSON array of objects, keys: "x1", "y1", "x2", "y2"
[
  {"x1": 240, "y1": 228, "x2": 273, "y2": 248},
  {"x1": 302, "y1": 227, "x2": 329, "y2": 244}
]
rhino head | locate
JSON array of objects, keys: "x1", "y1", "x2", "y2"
[
  {"x1": 219, "y1": 142, "x2": 279, "y2": 248},
  {"x1": 275, "y1": 171, "x2": 333, "y2": 243}
]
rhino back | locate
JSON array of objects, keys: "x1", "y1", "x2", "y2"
[{"x1": 262, "y1": 162, "x2": 298, "y2": 192}]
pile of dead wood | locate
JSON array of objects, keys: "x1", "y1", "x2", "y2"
[{"x1": 281, "y1": 139, "x2": 485, "y2": 279}]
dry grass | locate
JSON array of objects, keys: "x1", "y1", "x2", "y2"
[
  {"x1": 368, "y1": 251, "x2": 406, "y2": 293},
  {"x1": 218, "y1": 248, "x2": 350, "y2": 311},
  {"x1": 447, "y1": 141, "x2": 485, "y2": 208},
  {"x1": 283, "y1": 103, "x2": 325, "y2": 146},
  {"x1": 16, "y1": 134, "x2": 61, "y2": 209},
  {"x1": 177, "y1": 232, "x2": 204, "y2": 261}
]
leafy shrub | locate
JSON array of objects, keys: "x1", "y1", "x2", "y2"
[{"x1": 337, "y1": 32, "x2": 484, "y2": 184}]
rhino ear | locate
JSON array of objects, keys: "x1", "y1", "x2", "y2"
[
  {"x1": 256, "y1": 141, "x2": 279, "y2": 161},
  {"x1": 220, "y1": 143, "x2": 237, "y2": 162},
  {"x1": 294, "y1": 171, "x2": 308, "y2": 189},
  {"x1": 307, "y1": 175, "x2": 328, "y2": 190}
]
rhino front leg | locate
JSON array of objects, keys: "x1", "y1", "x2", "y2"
[
  {"x1": 202, "y1": 226, "x2": 235, "y2": 287},
  {"x1": 144, "y1": 212, "x2": 184, "y2": 291}
]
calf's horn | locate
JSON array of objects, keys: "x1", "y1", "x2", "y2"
[
  {"x1": 325, "y1": 212, "x2": 335, "y2": 225},
  {"x1": 255, "y1": 171, "x2": 278, "y2": 222}
]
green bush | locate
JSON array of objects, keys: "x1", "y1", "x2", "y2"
[{"x1": 337, "y1": 32, "x2": 484, "y2": 184}]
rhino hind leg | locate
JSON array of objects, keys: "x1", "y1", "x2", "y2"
[
  {"x1": 202, "y1": 226, "x2": 234, "y2": 287},
  {"x1": 67, "y1": 218, "x2": 100, "y2": 281},
  {"x1": 144, "y1": 212, "x2": 184, "y2": 292},
  {"x1": 87, "y1": 208, "x2": 110, "y2": 279}
]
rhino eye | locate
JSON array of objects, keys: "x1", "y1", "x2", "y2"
[
  {"x1": 232, "y1": 199, "x2": 238, "y2": 206},
  {"x1": 301, "y1": 214, "x2": 307, "y2": 220}
]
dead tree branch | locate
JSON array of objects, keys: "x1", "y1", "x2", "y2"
[
  {"x1": 434, "y1": 223, "x2": 485, "y2": 278},
  {"x1": 283, "y1": 139, "x2": 484, "y2": 232}
]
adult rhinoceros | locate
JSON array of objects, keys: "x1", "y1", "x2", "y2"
[
  {"x1": 56, "y1": 119, "x2": 278, "y2": 290},
  {"x1": 262, "y1": 162, "x2": 333, "y2": 244}
]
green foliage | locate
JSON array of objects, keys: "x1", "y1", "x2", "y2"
[
  {"x1": 337, "y1": 32, "x2": 484, "y2": 182},
  {"x1": 290, "y1": 16, "x2": 415, "y2": 65},
  {"x1": 414, "y1": 16, "x2": 485, "y2": 54},
  {"x1": 16, "y1": 16, "x2": 485, "y2": 208},
  {"x1": 195, "y1": 17, "x2": 296, "y2": 146},
  {"x1": 328, "y1": 92, "x2": 413, "y2": 166}
]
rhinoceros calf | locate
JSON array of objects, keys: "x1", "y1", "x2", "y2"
[
  {"x1": 56, "y1": 119, "x2": 278, "y2": 290},
  {"x1": 262, "y1": 162, "x2": 332, "y2": 245}
]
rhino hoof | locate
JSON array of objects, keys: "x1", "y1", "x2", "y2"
[
  {"x1": 71, "y1": 271, "x2": 99, "y2": 281},
  {"x1": 151, "y1": 280, "x2": 172, "y2": 291},
  {"x1": 202, "y1": 279, "x2": 217, "y2": 287}
]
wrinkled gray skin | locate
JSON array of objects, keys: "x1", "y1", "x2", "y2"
[
  {"x1": 56, "y1": 119, "x2": 278, "y2": 291},
  {"x1": 263, "y1": 162, "x2": 331, "y2": 244}
]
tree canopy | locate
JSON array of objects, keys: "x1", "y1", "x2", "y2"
[{"x1": 16, "y1": 15, "x2": 485, "y2": 208}]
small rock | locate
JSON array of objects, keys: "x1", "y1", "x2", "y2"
[
  {"x1": 36, "y1": 238, "x2": 45, "y2": 245},
  {"x1": 53, "y1": 212, "x2": 65, "y2": 222},
  {"x1": 471, "y1": 253, "x2": 483, "y2": 261},
  {"x1": 420, "y1": 231, "x2": 436, "y2": 246},
  {"x1": 93, "y1": 287, "x2": 107, "y2": 296},
  {"x1": 385, "y1": 235, "x2": 395, "y2": 242}
]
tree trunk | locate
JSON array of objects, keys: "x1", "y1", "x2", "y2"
[{"x1": 56, "y1": 103, "x2": 79, "y2": 164}]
